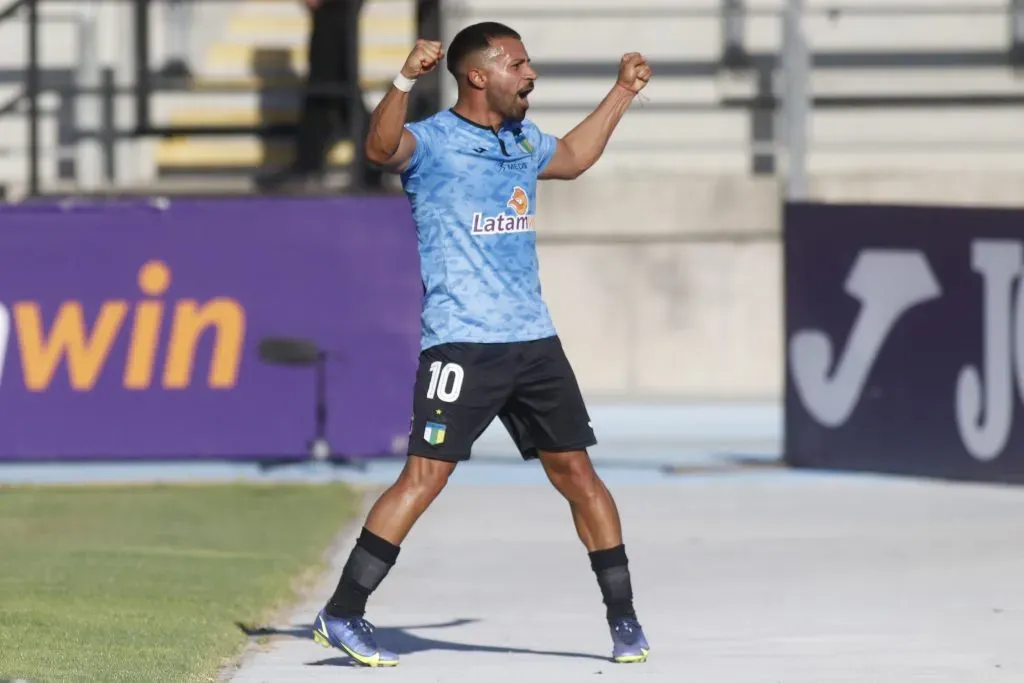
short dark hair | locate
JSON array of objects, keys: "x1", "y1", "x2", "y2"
[{"x1": 446, "y1": 21, "x2": 521, "y2": 77}]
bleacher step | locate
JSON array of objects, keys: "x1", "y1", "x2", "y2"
[{"x1": 155, "y1": 137, "x2": 353, "y2": 169}]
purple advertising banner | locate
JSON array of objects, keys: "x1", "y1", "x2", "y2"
[
  {"x1": 785, "y1": 201, "x2": 1024, "y2": 484},
  {"x1": 0, "y1": 197, "x2": 422, "y2": 461}
]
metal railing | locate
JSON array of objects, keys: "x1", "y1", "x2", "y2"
[
  {"x1": 4, "y1": 0, "x2": 1024, "y2": 199},
  {"x1": 446, "y1": 1, "x2": 1024, "y2": 199},
  {"x1": 0, "y1": 0, "x2": 38, "y2": 195},
  {"x1": 2, "y1": 0, "x2": 444, "y2": 198},
  {"x1": 1, "y1": 0, "x2": 129, "y2": 196}
]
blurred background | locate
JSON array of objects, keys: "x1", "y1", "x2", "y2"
[
  {"x1": 6, "y1": 0, "x2": 1024, "y2": 201},
  {"x1": 6, "y1": 0, "x2": 1024, "y2": 375},
  {"x1": 2, "y1": 0, "x2": 1024, "y2": 467},
  {"x1": 3, "y1": 5, "x2": 1024, "y2": 680}
]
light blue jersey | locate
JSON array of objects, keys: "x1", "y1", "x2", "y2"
[{"x1": 401, "y1": 109, "x2": 559, "y2": 350}]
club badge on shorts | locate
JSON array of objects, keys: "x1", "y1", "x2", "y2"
[{"x1": 423, "y1": 421, "x2": 447, "y2": 446}]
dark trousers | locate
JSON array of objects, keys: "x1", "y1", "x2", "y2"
[{"x1": 294, "y1": 0, "x2": 370, "y2": 175}]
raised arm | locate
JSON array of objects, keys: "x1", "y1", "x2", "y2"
[
  {"x1": 539, "y1": 53, "x2": 652, "y2": 180},
  {"x1": 364, "y1": 39, "x2": 444, "y2": 173}
]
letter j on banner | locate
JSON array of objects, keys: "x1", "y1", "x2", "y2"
[{"x1": 784, "y1": 202, "x2": 1024, "y2": 485}]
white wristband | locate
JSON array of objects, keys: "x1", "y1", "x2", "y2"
[{"x1": 393, "y1": 73, "x2": 417, "y2": 92}]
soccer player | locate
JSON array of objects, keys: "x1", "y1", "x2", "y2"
[{"x1": 312, "y1": 21, "x2": 653, "y2": 667}]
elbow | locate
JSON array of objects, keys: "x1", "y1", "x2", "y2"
[
  {"x1": 553, "y1": 164, "x2": 585, "y2": 181},
  {"x1": 571, "y1": 147, "x2": 598, "y2": 179},
  {"x1": 363, "y1": 130, "x2": 395, "y2": 167},
  {"x1": 364, "y1": 140, "x2": 388, "y2": 167},
  {"x1": 568, "y1": 159, "x2": 590, "y2": 179}
]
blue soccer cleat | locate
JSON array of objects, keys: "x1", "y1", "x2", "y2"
[
  {"x1": 609, "y1": 617, "x2": 650, "y2": 663},
  {"x1": 312, "y1": 608, "x2": 399, "y2": 667}
]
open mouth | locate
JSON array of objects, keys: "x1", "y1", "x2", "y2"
[{"x1": 517, "y1": 85, "x2": 534, "y2": 104}]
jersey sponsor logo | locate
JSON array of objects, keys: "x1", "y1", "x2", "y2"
[
  {"x1": 470, "y1": 186, "x2": 536, "y2": 235},
  {"x1": 499, "y1": 160, "x2": 528, "y2": 172},
  {"x1": 507, "y1": 186, "x2": 529, "y2": 215}
]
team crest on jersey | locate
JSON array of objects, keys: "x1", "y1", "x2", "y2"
[
  {"x1": 470, "y1": 186, "x2": 536, "y2": 235},
  {"x1": 423, "y1": 421, "x2": 446, "y2": 446},
  {"x1": 515, "y1": 134, "x2": 534, "y2": 154}
]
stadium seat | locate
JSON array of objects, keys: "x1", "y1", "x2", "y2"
[{"x1": 152, "y1": 0, "x2": 415, "y2": 180}]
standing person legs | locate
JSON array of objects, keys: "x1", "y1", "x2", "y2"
[
  {"x1": 498, "y1": 336, "x2": 650, "y2": 663},
  {"x1": 159, "y1": 0, "x2": 192, "y2": 79},
  {"x1": 292, "y1": 0, "x2": 348, "y2": 180},
  {"x1": 312, "y1": 342, "x2": 518, "y2": 667},
  {"x1": 261, "y1": 0, "x2": 380, "y2": 190},
  {"x1": 313, "y1": 337, "x2": 649, "y2": 666}
]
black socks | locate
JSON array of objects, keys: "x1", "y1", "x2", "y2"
[
  {"x1": 326, "y1": 530, "x2": 636, "y2": 624},
  {"x1": 589, "y1": 544, "x2": 637, "y2": 622},
  {"x1": 325, "y1": 528, "x2": 400, "y2": 618}
]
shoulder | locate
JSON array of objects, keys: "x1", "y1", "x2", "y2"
[
  {"x1": 403, "y1": 111, "x2": 458, "y2": 176},
  {"x1": 517, "y1": 117, "x2": 556, "y2": 141},
  {"x1": 405, "y1": 110, "x2": 458, "y2": 143}
]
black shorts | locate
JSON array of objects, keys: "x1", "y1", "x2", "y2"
[{"x1": 408, "y1": 335, "x2": 597, "y2": 462}]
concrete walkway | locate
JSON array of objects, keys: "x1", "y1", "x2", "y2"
[{"x1": 225, "y1": 465, "x2": 1024, "y2": 682}]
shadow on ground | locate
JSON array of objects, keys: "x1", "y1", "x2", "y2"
[{"x1": 236, "y1": 618, "x2": 609, "y2": 666}]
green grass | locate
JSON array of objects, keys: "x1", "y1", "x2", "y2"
[{"x1": 0, "y1": 482, "x2": 361, "y2": 683}]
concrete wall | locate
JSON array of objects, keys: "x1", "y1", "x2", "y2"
[
  {"x1": 534, "y1": 173, "x2": 783, "y2": 401},
  {"x1": 536, "y1": 172, "x2": 1024, "y2": 402}
]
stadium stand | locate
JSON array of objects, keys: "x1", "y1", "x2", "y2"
[
  {"x1": 445, "y1": 0, "x2": 1024, "y2": 175},
  {"x1": 154, "y1": 0, "x2": 416, "y2": 180},
  {"x1": 1, "y1": 0, "x2": 1023, "y2": 197},
  {"x1": 0, "y1": 0, "x2": 416, "y2": 196}
]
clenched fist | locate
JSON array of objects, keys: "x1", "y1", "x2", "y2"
[
  {"x1": 400, "y1": 39, "x2": 444, "y2": 79},
  {"x1": 616, "y1": 53, "x2": 652, "y2": 94}
]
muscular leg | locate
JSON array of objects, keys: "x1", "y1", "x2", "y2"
[
  {"x1": 538, "y1": 449, "x2": 621, "y2": 552},
  {"x1": 363, "y1": 454, "x2": 456, "y2": 545},
  {"x1": 539, "y1": 448, "x2": 641, "y2": 636},
  {"x1": 313, "y1": 341, "x2": 513, "y2": 666},
  {"x1": 500, "y1": 335, "x2": 644, "y2": 653},
  {"x1": 324, "y1": 454, "x2": 454, "y2": 618}
]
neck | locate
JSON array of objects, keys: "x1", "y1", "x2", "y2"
[{"x1": 451, "y1": 98, "x2": 504, "y2": 132}]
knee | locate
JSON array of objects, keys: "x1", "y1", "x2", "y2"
[{"x1": 397, "y1": 456, "x2": 454, "y2": 500}]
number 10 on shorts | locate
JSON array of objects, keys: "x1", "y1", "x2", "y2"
[{"x1": 426, "y1": 361, "x2": 464, "y2": 403}]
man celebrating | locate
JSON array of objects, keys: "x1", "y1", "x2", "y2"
[{"x1": 313, "y1": 21, "x2": 653, "y2": 667}]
